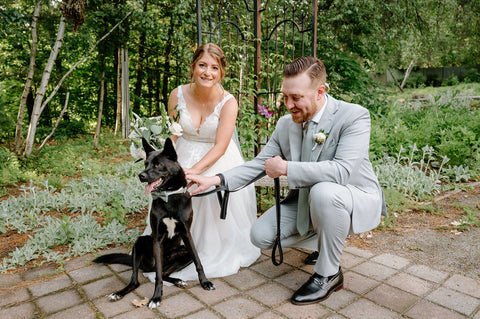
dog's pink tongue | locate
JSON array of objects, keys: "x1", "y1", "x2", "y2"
[{"x1": 145, "y1": 181, "x2": 158, "y2": 195}]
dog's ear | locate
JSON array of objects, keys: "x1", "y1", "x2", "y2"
[
  {"x1": 142, "y1": 138, "x2": 156, "y2": 157},
  {"x1": 161, "y1": 138, "x2": 177, "y2": 161}
]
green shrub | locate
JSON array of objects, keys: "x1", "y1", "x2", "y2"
[
  {"x1": 443, "y1": 75, "x2": 460, "y2": 86},
  {"x1": 324, "y1": 52, "x2": 375, "y2": 102},
  {"x1": 371, "y1": 94, "x2": 480, "y2": 172},
  {"x1": 0, "y1": 146, "x2": 23, "y2": 187},
  {"x1": 463, "y1": 68, "x2": 480, "y2": 83},
  {"x1": 35, "y1": 119, "x2": 86, "y2": 141},
  {"x1": 405, "y1": 73, "x2": 427, "y2": 88}
]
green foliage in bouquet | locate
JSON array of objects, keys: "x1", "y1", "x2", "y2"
[{"x1": 128, "y1": 106, "x2": 181, "y2": 158}]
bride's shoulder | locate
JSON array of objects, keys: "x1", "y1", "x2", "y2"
[
  {"x1": 168, "y1": 86, "x2": 185, "y2": 111},
  {"x1": 220, "y1": 88, "x2": 236, "y2": 102}
]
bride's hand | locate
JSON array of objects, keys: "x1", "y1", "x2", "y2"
[{"x1": 186, "y1": 175, "x2": 221, "y2": 195}]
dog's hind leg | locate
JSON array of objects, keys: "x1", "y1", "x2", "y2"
[
  {"x1": 178, "y1": 224, "x2": 215, "y2": 291},
  {"x1": 162, "y1": 249, "x2": 192, "y2": 288}
]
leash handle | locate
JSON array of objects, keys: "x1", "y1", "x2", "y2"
[
  {"x1": 271, "y1": 176, "x2": 283, "y2": 266},
  {"x1": 215, "y1": 186, "x2": 229, "y2": 220},
  {"x1": 193, "y1": 172, "x2": 266, "y2": 220}
]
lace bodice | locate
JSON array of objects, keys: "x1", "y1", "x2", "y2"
[{"x1": 177, "y1": 85, "x2": 233, "y2": 143}]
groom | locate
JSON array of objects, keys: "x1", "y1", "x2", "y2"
[{"x1": 188, "y1": 56, "x2": 387, "y2": 305}]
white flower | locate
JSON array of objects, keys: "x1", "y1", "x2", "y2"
[
  {"x1": 151, "y1": 136, "x2": 166, "y2": 146},
  {"x1": 169, "y1": 122, "x2": 183, "y2": 136},
  {"x1": 314, "y1": 132, "x2": 327, "y2": 145}
]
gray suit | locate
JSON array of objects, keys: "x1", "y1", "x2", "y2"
[{"x1": 222, "y1": 95, "x2": 386, "y2": 276}]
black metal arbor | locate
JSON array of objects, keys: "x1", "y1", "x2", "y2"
[{"x1": 195, "y1": 0, "x2": 318, "y2": 155}]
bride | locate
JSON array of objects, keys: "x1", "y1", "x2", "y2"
[{"x1": 142, "y1": 43, "x2": 260, "y2": 281}]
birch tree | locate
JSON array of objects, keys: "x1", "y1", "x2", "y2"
[
  {"x1": 15, "y1": 1, "x2": 41, "y2": 155},
  {"x1": 23, "y1": 14, "x2": 66, "y2": 157}
]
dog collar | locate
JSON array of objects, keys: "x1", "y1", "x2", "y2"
[{"x1": 151, "y1": 187, "x2": 188, "y2": 202}]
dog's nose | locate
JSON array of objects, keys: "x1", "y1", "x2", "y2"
[{"x1": 139, "y1": 172, "x2": 148, "y2": 182}]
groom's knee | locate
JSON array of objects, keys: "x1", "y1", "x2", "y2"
[
  {"x1": 250, "y1": 221, "x2": 274, "y2": 250},
  {"x1": 310, "y1": 182, "x2": 347, "y2": 211}
]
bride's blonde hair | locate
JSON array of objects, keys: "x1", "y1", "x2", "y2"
[{"x1": 190, "y1": 43, "x2": 227, "y2": 82}]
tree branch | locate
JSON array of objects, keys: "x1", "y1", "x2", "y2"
[
  {"x1": 34, "y1": 92, "x2": 70, "y2": 155},
  {"x1": 39, "y1": 10, "x2": 133, "y2": 115}
]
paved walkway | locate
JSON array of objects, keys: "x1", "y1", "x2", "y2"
[{"x1": 1, "y1": 244, "x2": 479, "y2": 319}]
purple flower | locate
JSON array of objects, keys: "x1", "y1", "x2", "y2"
[{"x1": 258, "y1": 104, "x2": 273, "y2": 118}]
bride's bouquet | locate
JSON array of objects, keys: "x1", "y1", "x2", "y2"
[{"x1": 128, "y1": 107, "x2": 182, "y2": 160}]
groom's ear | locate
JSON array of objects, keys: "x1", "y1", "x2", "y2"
[{"x1": 316, "y1": 85, "x2": 326, "y2": 98}]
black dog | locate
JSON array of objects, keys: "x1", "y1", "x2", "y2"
[{"x1": 94, "y1": 138, "x2": 214, "y2": 308}]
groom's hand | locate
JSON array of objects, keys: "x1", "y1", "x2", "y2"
[
  {"x1": 186, "y1": 175, "x2": 221, "y2": 195},
  {"x1": 265, "y1": 156, "x2": 287, "y2": 178}
]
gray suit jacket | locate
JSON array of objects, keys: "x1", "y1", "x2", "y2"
[{"x1": 223, "y1": 95, "x2": 387, "y2": 234}]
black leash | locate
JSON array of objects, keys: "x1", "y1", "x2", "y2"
[
  {"x1": 192, "y1": 172, "x2": 265, "y2": 219},
  {"x1": 271, "y1": 176, "x2": 283, "y2": 265},
  {"x1": 192, "y1": 172, "x2": 284, "y2": 266}
]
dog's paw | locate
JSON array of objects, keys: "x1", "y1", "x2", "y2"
[
  {"x1": 174, "y1": 280, "x2": 187, "y2": 288},
  {"x1": 147, "y1": 298, "x2": 162, "y2": 309},
  {"x1": 108, "y1": 293, "x2": 122, "y2": 301},
  {"x1": 201, "y1": 280, "x2": 215, "y2": 291}
]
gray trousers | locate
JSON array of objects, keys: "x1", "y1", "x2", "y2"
[{"x1": 250, "y1": 182, "x2": 353, "y2": 277}]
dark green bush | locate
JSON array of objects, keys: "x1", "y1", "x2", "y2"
[
  {"x1": 405, "y1": 73, "x2": 427, "y2": 88},
  {"x1": 370, "y1": 100, "x2": 480, "y2": 171},
  {"x1": 0, "y1": 146, "x2": 23, "y2": 187},
  {"x1": 463, "y1": 68, "x2": 480, "y2": 83},
  {"x1": 443, "y1": 75, "x2": 460, "y2": 86},
  {"x1": 35, "y1": 119, "x2": 86, "y2": 141}
]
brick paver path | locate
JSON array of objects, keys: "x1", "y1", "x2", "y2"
[{"x1": 1, "y1": 244, "x2": 479, "y2": 318}]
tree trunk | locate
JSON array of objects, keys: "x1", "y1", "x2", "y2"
[
  {"x1": 15, "y1": 1, "x2": 41, "y2": 155},
  {"x1": 154, "y1": 59, "x2": 160, "y2": 114},
  {"x1": 94, "y1": 56, "x2": 106, "y2": 150},
  {"x1": 161, "y1": 20, "x2": 175, "y2": 112},
  {"x1": 400, "y1": 59, "x2": 416, "y2": 90},
  {"x1": 121, "y1": 47, "x2": 130, "y2": 138},
  {"x1": 41, "y1": 10, "x2": 132, "y2": 122},
  {"x1": 146, "y1": 65, "x2": 154, "y2": 116},
  {"x1": 34, "y1": 92, "x2": 70, "y2": 155},
  {"x1": 23, "y1": 15, "x2": 66, "y2": 158},
  {"x1": 23, "y1": 10, "x2": 132, "y2": 156},
  {"x1": 387, "y1": 69, "x2": 404, "y2": 92},
  {"x1": 115, "y1": 48, "x2": 122, "y2": 136},
  {"x1": 133, "y1": 0, "x2": 147, "y2": 115}
]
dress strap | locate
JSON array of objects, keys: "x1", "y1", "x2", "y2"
[
  {"x1": 176, "y1": 85, "x2": 186, "y2": 111},
  {"x1": 214, "y1": 93, "x2": 234, "y2": 113}
]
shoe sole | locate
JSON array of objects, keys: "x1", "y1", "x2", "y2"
[{"x1": 290, "y1": 283, "x2": 343, "y2": 305}]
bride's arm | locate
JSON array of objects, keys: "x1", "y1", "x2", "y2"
[
  {"x1": 168, "y1": 87, "x2": 179, "y2": 144},
  {"x1": 186, "y1": 98, "x2": 238, "y2": 175}
]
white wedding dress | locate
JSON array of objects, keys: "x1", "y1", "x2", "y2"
[{"x1": 142, "y1": 85, "x2": 260, "y2": 281}]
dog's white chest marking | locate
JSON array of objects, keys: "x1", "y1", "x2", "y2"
[{"x1": 162, "y1": 218, "x2": 177, "y2": 238}]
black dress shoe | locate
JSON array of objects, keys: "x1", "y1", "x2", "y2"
[
  {"x1": 304, "y1": 251, "x2": 319, "y2": 265},
  {"x1": 291, "y1": 268, "x2": 343, "y2": 305}
]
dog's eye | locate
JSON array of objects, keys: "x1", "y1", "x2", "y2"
[{"x1": 156, "y1": 164, "x2": 164, "y2": 169}]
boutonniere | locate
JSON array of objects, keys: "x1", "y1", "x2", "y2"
[{"x1": 313, "y1": 131, "x2": 328, "y2": 150}]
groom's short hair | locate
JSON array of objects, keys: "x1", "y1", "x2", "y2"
[{"x1": 283, "y1": 56, "x2": 326, "y2": 87}]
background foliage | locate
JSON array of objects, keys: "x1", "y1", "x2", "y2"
[
  {"x1": 1, "y1": 0, "x2": 480, "y2": 270},
  {"x1": 1, "y1": 0, "x2": 480, "y2": 147}
]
